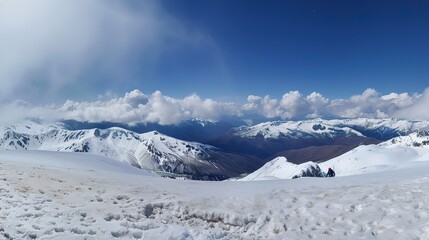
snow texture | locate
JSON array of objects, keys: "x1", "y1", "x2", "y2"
[
  {"x1": 241, "y1": 132, "x2": 429, "y2": 180},
  {"x1": 320, "y1": 131, "x2": 429, "y2": 176},
  {"x1": 0, "y1": 120, "x2": 232, "y2": 179},
  {"x1": 2, "y1": 149, "x2": 429, "y2": 239},
  {"x1": 235, "y1": 118, "x2": 429, "y2": 140},
  {"x1": 240, "y1": 157, "x2": 323, "y2": 181}
]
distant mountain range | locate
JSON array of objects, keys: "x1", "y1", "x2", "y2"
[
  {"x1": 242, "y1": 130, "x2": 429, "y2": 181},
  {"x1": 0, "y1": 120, "x2": 261, "y2": 180},
  {"x1": 210, "y1": 118, "x2": 429, "y2": 163},
  {"x1": 1, "y1": 118, "x2": 428, "y2": 180},
  {"x1": 61, "y1": 117, "x2": 245, "y2": 143}
]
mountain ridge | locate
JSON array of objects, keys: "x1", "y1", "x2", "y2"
[
  {"x1": 210, "y1": 118, "x2": 429, "y2": 162},
  {"x1": 0, "y1": 120, "x2": 261, "y2": 180},
  {"x1": 2, "y1": 118, "x2": 429, "y2": 180},
  {"x1": 241, "y1": 131, "x2": 429, "y2": 181}
]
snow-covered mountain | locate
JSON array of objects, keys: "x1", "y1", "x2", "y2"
[
  {"x1": 62, "y1": 117, "x2": 245, "y2": 143},
  {"x1": 320, "y1": 130, "x2": 429, "y2": 176},
  {"x1": 234, "y1": 118, "x2": 429, "y2": 140},
  {"x1": 3, "y1": 118, "x2": 428, "y2": 181},
  {"x1": 212, "y1": 118, "x2": 429, "y2": 163},
  {"x1": 235, "y1": 120, "x2": 362, "y2": 139},
  {"x1": 380, "y1": 130, "x2": 429, "y2": 148},
  {"x1": 240, "y1": 156, "x2": 324, "y2": 181},
  {"x1": 328, "y1": 118, "x2": 429, "y2": 140},
  {"x1": 3, "y1": 122, "x2": 429, "y2": 238},
  {"x1": 242, "y1": 131, "x2": 429, "y2": 180},
  {"x1": 0, "y1": 120, "x2": 261, "y2": 180}
]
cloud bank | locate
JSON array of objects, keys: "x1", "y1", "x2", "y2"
[
  {"x1": 243, "y1": 88, "x2": 423, "y2": 120},
  {"x1": 58, "y1": 90, "x2": 239, "y2": 125},
  {"x1": 394, "y1": 88, "x2": 429, "y2": 121},
  {"x1": 1, "y1": 88, "x2": 429, "y2": 126}
]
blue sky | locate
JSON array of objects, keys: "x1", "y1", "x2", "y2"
[
  {"x1": 159, "y1": 0, "x2": 429, "y2": 99},
  {"x1": 1, "y1": 0, "x2": 429, "y2": 124},
  {"x1": 1, "y1": 0, "x2": 428, "y2": 103}
]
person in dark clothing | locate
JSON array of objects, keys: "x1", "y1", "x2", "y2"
[{"x1": 326, "y1": 167, "x2": 335, "y2": 177}]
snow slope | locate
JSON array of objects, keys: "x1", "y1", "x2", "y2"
[
  {"x1": 0, "y1": 121, "x2": 258, "y2": 180},
  {"x1": 243, "y1": 131, "x2": 429, "y2": 180},
  {"x1": 234, "y1": 118, "x2": 429, "y2": 140},
  {"x1": 235, "y1": 120, "x2": 363, "y2": 139},
  {"x1": 214, "y1": 118, "x2": 428, "y2": 163},
  {"x1": 320, "y1": 131, "x2": 429, "y2": 176},
  {"x1": 2, "y1": 150, "x2": 429, "y2": 239},
  {"x1": 240, "y1": 157, "x2": 323, "y2": 181},
  {"x1": 0, "y1": 150, "x2": 156, "y2": 177}
]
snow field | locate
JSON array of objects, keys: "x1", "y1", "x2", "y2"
[{"x1": 2, "y1": 151, "x2": 429, "y2": 239}]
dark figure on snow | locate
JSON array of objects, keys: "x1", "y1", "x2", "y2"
[{"x1": 326, "y1": 167, "x2": 335, "y2": 177}]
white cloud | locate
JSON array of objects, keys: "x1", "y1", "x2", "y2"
[
  {"x1": 394, "y1": 88, "x2": 429, "y2": 120},
  {"x1": 1, "y1": 88, "x2": 429, "y2": 126},
  {"x1": 57, "y1": 90, "x2": 239, "y2": 125},
  {"x1": 327, "y1": 89, "x2": 418, "y2": 119},
  {"x1": 0, "y1": 0, "x2": 208, "y2": 102},
  {"x1": 350, "y1": 88, "x2": 378, "y2": 103},
  {"x1": 0, "y1": 100, "x2": 58, "y2": 126},
  {"x1": 242, "y1": 95, "x2": 279, "y2": 118},
  {"x1": 242, "y1": 91, "x2": 326, "y2": 119},
  {"x1": 306, "y1": 92, "x2": 329, "y2": 118},
  {"x1": 278, "y1": 91, "x2": 307, "y2": 119},
  {"x1": 242, "y1": 88, "x2": 425, "y2": 120}
]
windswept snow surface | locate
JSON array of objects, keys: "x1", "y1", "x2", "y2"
[
  {"x1": 2, "y1": 150, "x2": 429, "y2": 239},
  {"x1": 240, "y1": 157, "x2": 322, "y2": 181},
  {"x1": 0, "y1": 120, "x2": 258, "y2": 180},
  {"x1": 0, "y1": 150, "x2": 156, "y2": 177},
  {"x1": 243, "y1": 132, "x2": 429, "y2": 180},
  {"x1": 320, "y1": 131, "x2": 429, "y2": 176}
]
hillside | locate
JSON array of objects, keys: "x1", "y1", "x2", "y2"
[
  {"x1": 212, "y1": 118, "x2": 429, "y2": 163},
  {"x1": 242, "y1": 131, "x2": 429, "y2": 180},
  {"x1": 1, "y1": 150, "x2": 429, "y2": 239},
  {"x1": 0, "y1": 121, "x2": 261, "y2": 180}
]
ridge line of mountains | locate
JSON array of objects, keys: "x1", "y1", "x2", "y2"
[{"x1": 1, "y1": 118, "x2": 428, "y2": 180}]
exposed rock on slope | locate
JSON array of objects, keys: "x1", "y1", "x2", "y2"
[{"x1": 0, "y1": 121, "x2": 261, "y2": 180}]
